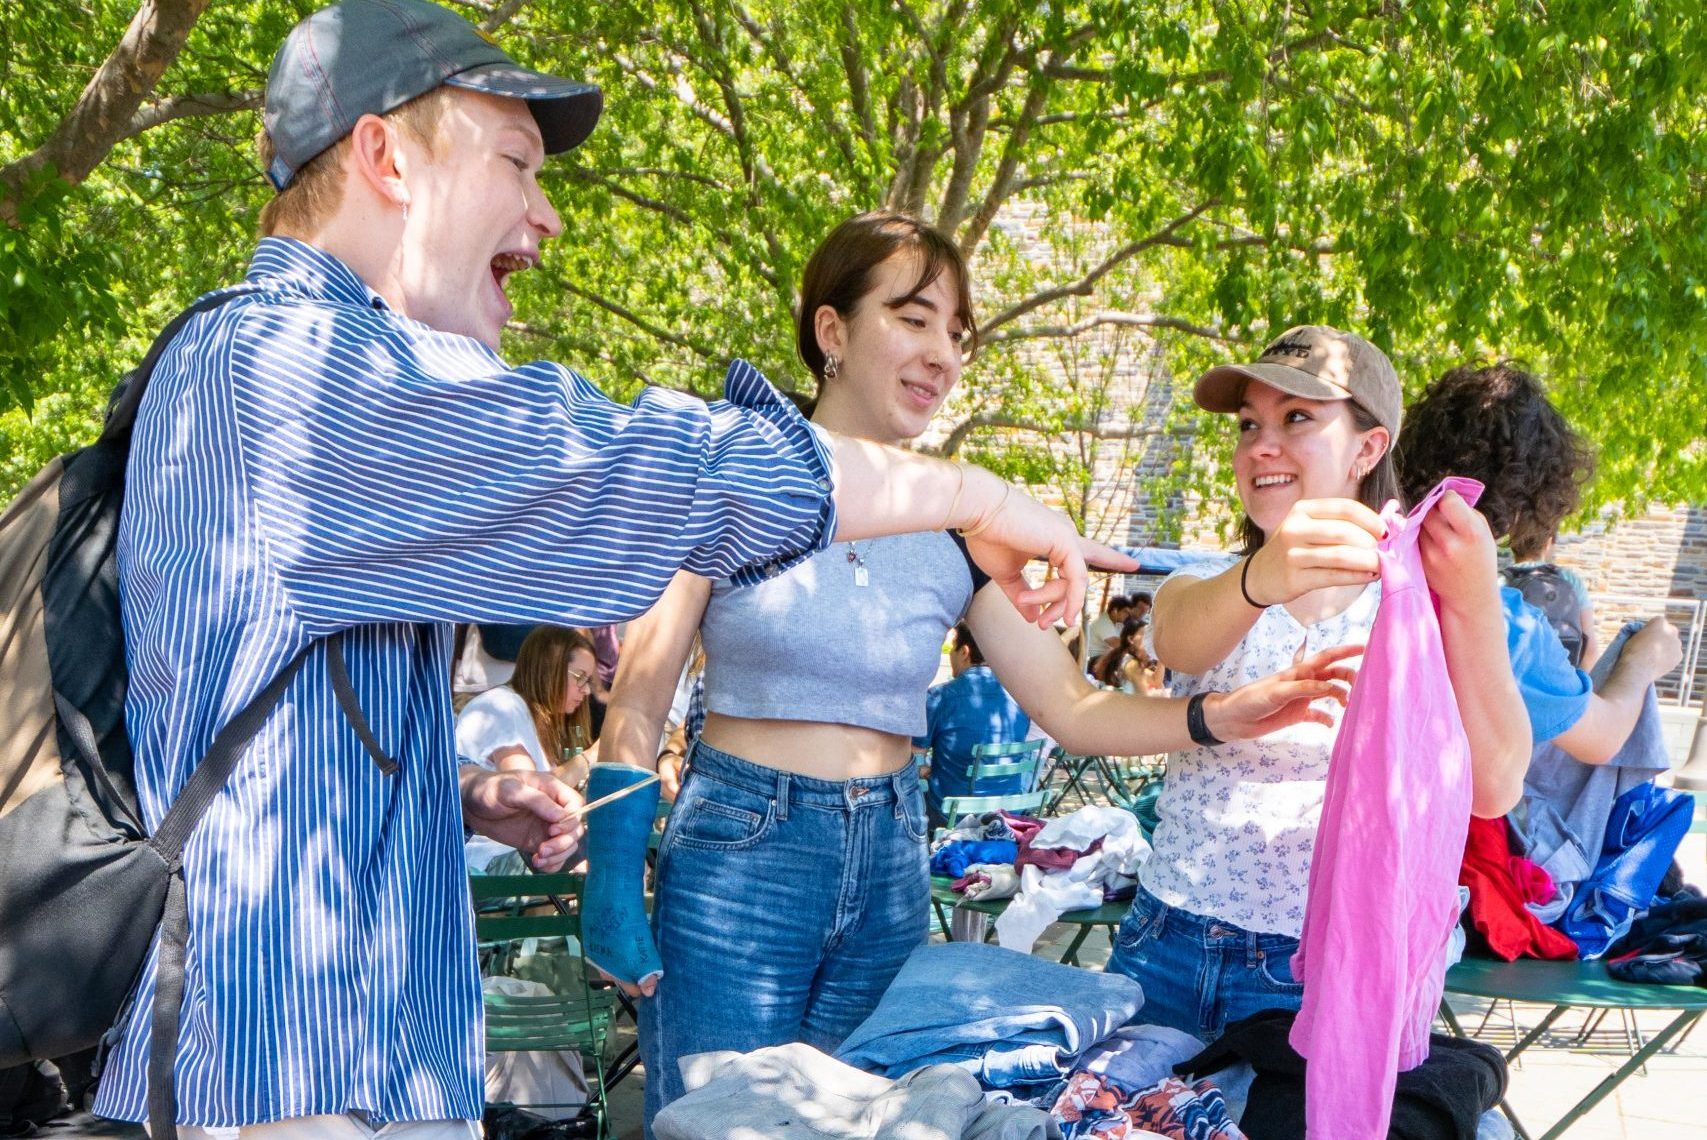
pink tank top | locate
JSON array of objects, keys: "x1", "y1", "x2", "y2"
[{"x1": 1289, "y1": 476, "x2": 1484, "y2": 1138}]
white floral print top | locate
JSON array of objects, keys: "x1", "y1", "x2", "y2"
[{"x1": 1140, "y1": 555, "x2": 1380, "y2": 937}]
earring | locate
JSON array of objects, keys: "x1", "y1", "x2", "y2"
[
  {"x1": 1353, "y1": 463, "x2": 1368, "y2": 480},
  {"x1": 400, "y1": 202, "x2": 410, "y2": 222},
  {"x1": 823, "y1": 353, "x2": 840, "y2": 381}
]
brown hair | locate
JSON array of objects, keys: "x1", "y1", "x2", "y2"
[
  {"x1": 1395, "y1": 362, "x2": 1595, "y2": 556},
  {"x1": 509, "y1": 625, "x2": 596, "y2": 765},
  {"x1": 256, "y1": 86, "x2": 455, "y2": 238},
  {"x1": 796, "y1": 210, "x2": 977, "y2": 389},
  {"x1": 1237, "y1": 397, "x2": 1400, "y2": 555}
]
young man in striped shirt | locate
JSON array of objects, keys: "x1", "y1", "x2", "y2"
[{"x1": 97, "y1": 2, "x2": 1121, "y2": 1136}]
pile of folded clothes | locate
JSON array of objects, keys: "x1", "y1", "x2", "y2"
[{"x1": 931, "y1": 806, "x2": 1153, "y2": 953}]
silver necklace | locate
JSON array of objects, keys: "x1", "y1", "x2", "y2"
[{"x1": 845, "y1": 541, "x2": 869, "y2": 587}]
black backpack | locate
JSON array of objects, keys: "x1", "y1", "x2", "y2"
[
  {"x1": 1501, "y1": 563, "x2": 1587, "y2": 667},
  {"x1": 0, "y1": 291, "x2": 390, "y2": 1138}
]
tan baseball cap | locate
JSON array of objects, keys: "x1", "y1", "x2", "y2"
[{"x1": 1193, "y1": 325, "x2": 1401, "y2": 435}]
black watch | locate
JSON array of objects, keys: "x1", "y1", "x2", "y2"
[{"x1": 1186, "y1": 692, "x2": 1224, "y2": 747}]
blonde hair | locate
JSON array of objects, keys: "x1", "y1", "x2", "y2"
[
  {"x1": 509, "y1": 625, "x2": 596, "y2": 766},
  {"x1": 256, "y1": 86, "x2": 456, "y2": 238}
]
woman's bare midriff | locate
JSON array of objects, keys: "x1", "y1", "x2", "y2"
[{"x1": 698, "y1": 712, "x2": 914, "y2": 780}]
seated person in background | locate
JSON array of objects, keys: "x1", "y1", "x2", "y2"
[
  {"x1": 459, "y1": 626, "x2": 600, "y2": 873},
  {"x1": 1395, "y1": 362, "x2": 1682, "y2": 764},
  {"x1": 1129, "y1": 590, "x2": 1153, "y2": 626},
  {"x1": 1087, "y1": 593, "x2": 1133, "y2": 653},
  {"x1": 915, "y1": 623, "x2": 1035, "y2": 824},
  {"x1": 1092, "y1": 616, "x2": 1163, "y2": 696}
]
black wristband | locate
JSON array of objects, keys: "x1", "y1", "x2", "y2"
[
  {"x1": 1186, "y1": 692, "x2": 1224, "y2": 747},
  {"x1": 1239, "y1": 555, "x2": 1267, "y2": 609}
]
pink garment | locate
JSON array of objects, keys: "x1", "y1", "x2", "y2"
[{"x1": 1290, "y1": 476, "x2": 1484, "y2": 1139}]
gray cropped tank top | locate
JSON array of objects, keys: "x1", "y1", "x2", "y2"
[{"x1": 699, "y1": 530, "x2": 988, "y2": 737}]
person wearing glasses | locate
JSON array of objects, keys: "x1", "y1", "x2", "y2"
[{"x1": 458, "y1": 625, "x2": 600, "y2": 874}]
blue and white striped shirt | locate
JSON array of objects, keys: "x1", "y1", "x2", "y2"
[{"x1": 96, "y1": 237, "x2": 834, "y2": 1126}]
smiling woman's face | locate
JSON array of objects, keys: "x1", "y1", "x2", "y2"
[
  {"x1": 815, "y1": 251, "x2": 967, "y2": 446},
  {"x1": 1232, "y1": 381, "x2": 1382, "y2": 536}
]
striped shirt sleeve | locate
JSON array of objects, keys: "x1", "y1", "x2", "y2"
[{"x1": 221, "y1": 301, "x2": 834, "y2": 630}]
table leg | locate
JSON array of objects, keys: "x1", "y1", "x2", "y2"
[
  {"x1": 932, "y1": 897, "x2": 955, "y2": 940},
  {"x1": 1058, "y1": 926, "x2": 1093, "y2": 966},
  {"x1": 1535, "y1": 1009, "x2": 1703, "y2": 1140},
  {"x1": 1504, "y1": 1003, "x2": 1570, "y2": 1063}
]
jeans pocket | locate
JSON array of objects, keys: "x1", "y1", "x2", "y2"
[
  {"x1": 666, "y1": 781, "x2": 774, "y2": 851},
  {"x1": 895, "y1": 783, "x2": 930, "y2": 844},
  {"x1": 1113, "y1": 893, "x2": 1167, "y2": 953},
  {"x1": 1254, "y1": 940, "x2": 1304, "y2": 992}
]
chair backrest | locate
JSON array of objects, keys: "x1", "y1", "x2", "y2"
[
  {"x1": 938, "y1": 789, "x2": 1050, "y2": 821},
  {"x1": 468, "y1": 873, "x2": 614, "y2": 1058},
  {"x1": 967, "y1": 738, "x2": 1045, "y2": 790}
]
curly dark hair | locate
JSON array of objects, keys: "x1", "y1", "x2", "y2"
[{"x1": 1394, "y1": 362, "x2": 1595, "y2": 557}]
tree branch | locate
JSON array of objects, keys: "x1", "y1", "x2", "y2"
[
  {"x1": 980, "y1": 311, "x2": 1232, "y2": 346},
  {"x1": 838, "y1": 2, "x2": 879, "y2": 153},
  {"x1": 122, "y1": 89, "x2": 263, "y2": 141},
  {"x1": 937, "y1": 16, "x2": 1023, "y2": 235},
  {"x1": 477, "y1": 0, "x2": 531, "y2": 33},
  {"x1": 729, "y1": 2, "x2": 861, "y2": 176},
  {"x1": 982, "y1": 200, "x2": 1219, "y2": 332},
  {"x1": 551, "y1": 278, "x2": 723, "y2": 362},
  {"x1": 2, "y1": 0, "x2": 213, "y2": 222}
]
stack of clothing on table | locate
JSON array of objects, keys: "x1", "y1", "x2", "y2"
[
  {"x1": 994, "y1": 807, "x2": 1151, "y2": 953},
  {"x1": 834, "y1": 943, "x2": 1259, "y2": 1140},
  {"x1": 1176, "y1": 1009, "x2": 1508, "y2": 1140},
  {"x1": 1604, "y1": 895, "x2": 1707, "y2": 986},
  {"x1": 933, "y1": 806, "x2": 1152, "y2": 947},
  {"x1": 1460, "y1": 623, "x2": 1697, "y2": 963},
  {"x1": 931, "y1": 811, "x2": 1025, "y2": 880},
  {"x1": 651, "y1": 1043, "x2": 1060, "y2": 1140},
  {"x1": 836, "y1": 942, "x2": 1143, "y2": 1101},
  {"x1": 1049, "y1": 1024, "x2": 1244, "y2": 1140}
]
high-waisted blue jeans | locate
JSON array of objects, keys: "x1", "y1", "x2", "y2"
[
  {"x1": 638, "y1": 740, "x2": 930, "y2": 1133},
  {"x1": 1103, "y1": 886, "x2": 1303, "y2": 1041}
]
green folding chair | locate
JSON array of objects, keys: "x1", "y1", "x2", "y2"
[{"x1": 470, "y1": 872, "x2": 616, "y2": 1137}]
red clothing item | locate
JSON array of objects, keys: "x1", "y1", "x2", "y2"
[{"x1": 1460, "y1": 816, "x2": 1579, "y2": 961}]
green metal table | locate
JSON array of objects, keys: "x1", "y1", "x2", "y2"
[
  {"x1": 1439, "y1": 957, "x2": 1707, "y2": 1140},
  {"x1": 930, "y1": 876, "x2": 1131, "y2": 965}
]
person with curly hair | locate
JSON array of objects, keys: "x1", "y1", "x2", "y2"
[{"x1": 1396, "y1": 362, "x2": 1682, "y2": 764}]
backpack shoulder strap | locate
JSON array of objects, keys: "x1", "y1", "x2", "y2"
[
  {"x1": 143, "y1": 629, "x2": 342, "y2": 1140},
  {"x1": 102, "y1": 285, "x2": 263, "y2": 444}
]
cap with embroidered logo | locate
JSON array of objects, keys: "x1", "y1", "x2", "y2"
[
  {"x1": 1193, "y1": 324, "x2": 1402, "y2": 435},
  {"x1": 262, "y1": 0, "x2": 602, "y2": 190}
]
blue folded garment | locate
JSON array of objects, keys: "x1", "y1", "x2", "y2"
[
  {"x1": 1559, "y1": 782, "x2": 1695, "y2": 959},
  {"x1": 930, "y1": 839, "x2": 1018, "y2": 879},
  {"x1": 836, "y1": 941, "x2": 1143, "y2": 1086}
]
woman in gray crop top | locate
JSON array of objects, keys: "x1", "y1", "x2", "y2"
[{"x1": 595, "y1": 212, "x2": 1362, "y2": 1133}]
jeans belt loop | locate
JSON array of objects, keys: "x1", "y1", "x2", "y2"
[{"x1": 775, "y1": 771, "x2": 791, "y2": 821}]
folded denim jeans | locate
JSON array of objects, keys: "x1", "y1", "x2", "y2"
[{"x1": 836, "y1": 942, "x2": 1142, "y2": 1083}]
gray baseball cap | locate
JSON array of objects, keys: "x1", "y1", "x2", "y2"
[
  {"x1": 1193, "y1": 324, "x2": 1403, "y2": 435},
  {"x1": 263, "y1": 0, "x2": 602, "y2": 190}
]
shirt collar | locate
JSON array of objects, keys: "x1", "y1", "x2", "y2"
[{"x1": 246, "y1": 236, "x2": 392, "y2": 312}]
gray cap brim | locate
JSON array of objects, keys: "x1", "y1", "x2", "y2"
[
  {"x1": 445, "y1": 64, "x2": 603, "y2": 154},
  {"x1": 1194, "y1": 361, "x2": 1354, "y2": 413}
]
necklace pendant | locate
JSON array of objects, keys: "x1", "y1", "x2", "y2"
[
  {"x1": 853, "y1": 564, "x2": 869, "y2": 588},
  {"x1": 846, "y1": 547, "x2": 858, "y2": 563}
]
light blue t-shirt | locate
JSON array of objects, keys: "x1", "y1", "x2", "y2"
[
  {"x1": 1503, "y1": 585, "x2": 1594, "y2": 741},
  {"x1": 699, "y1": 530, "x2": 982, "y2": 736}
]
